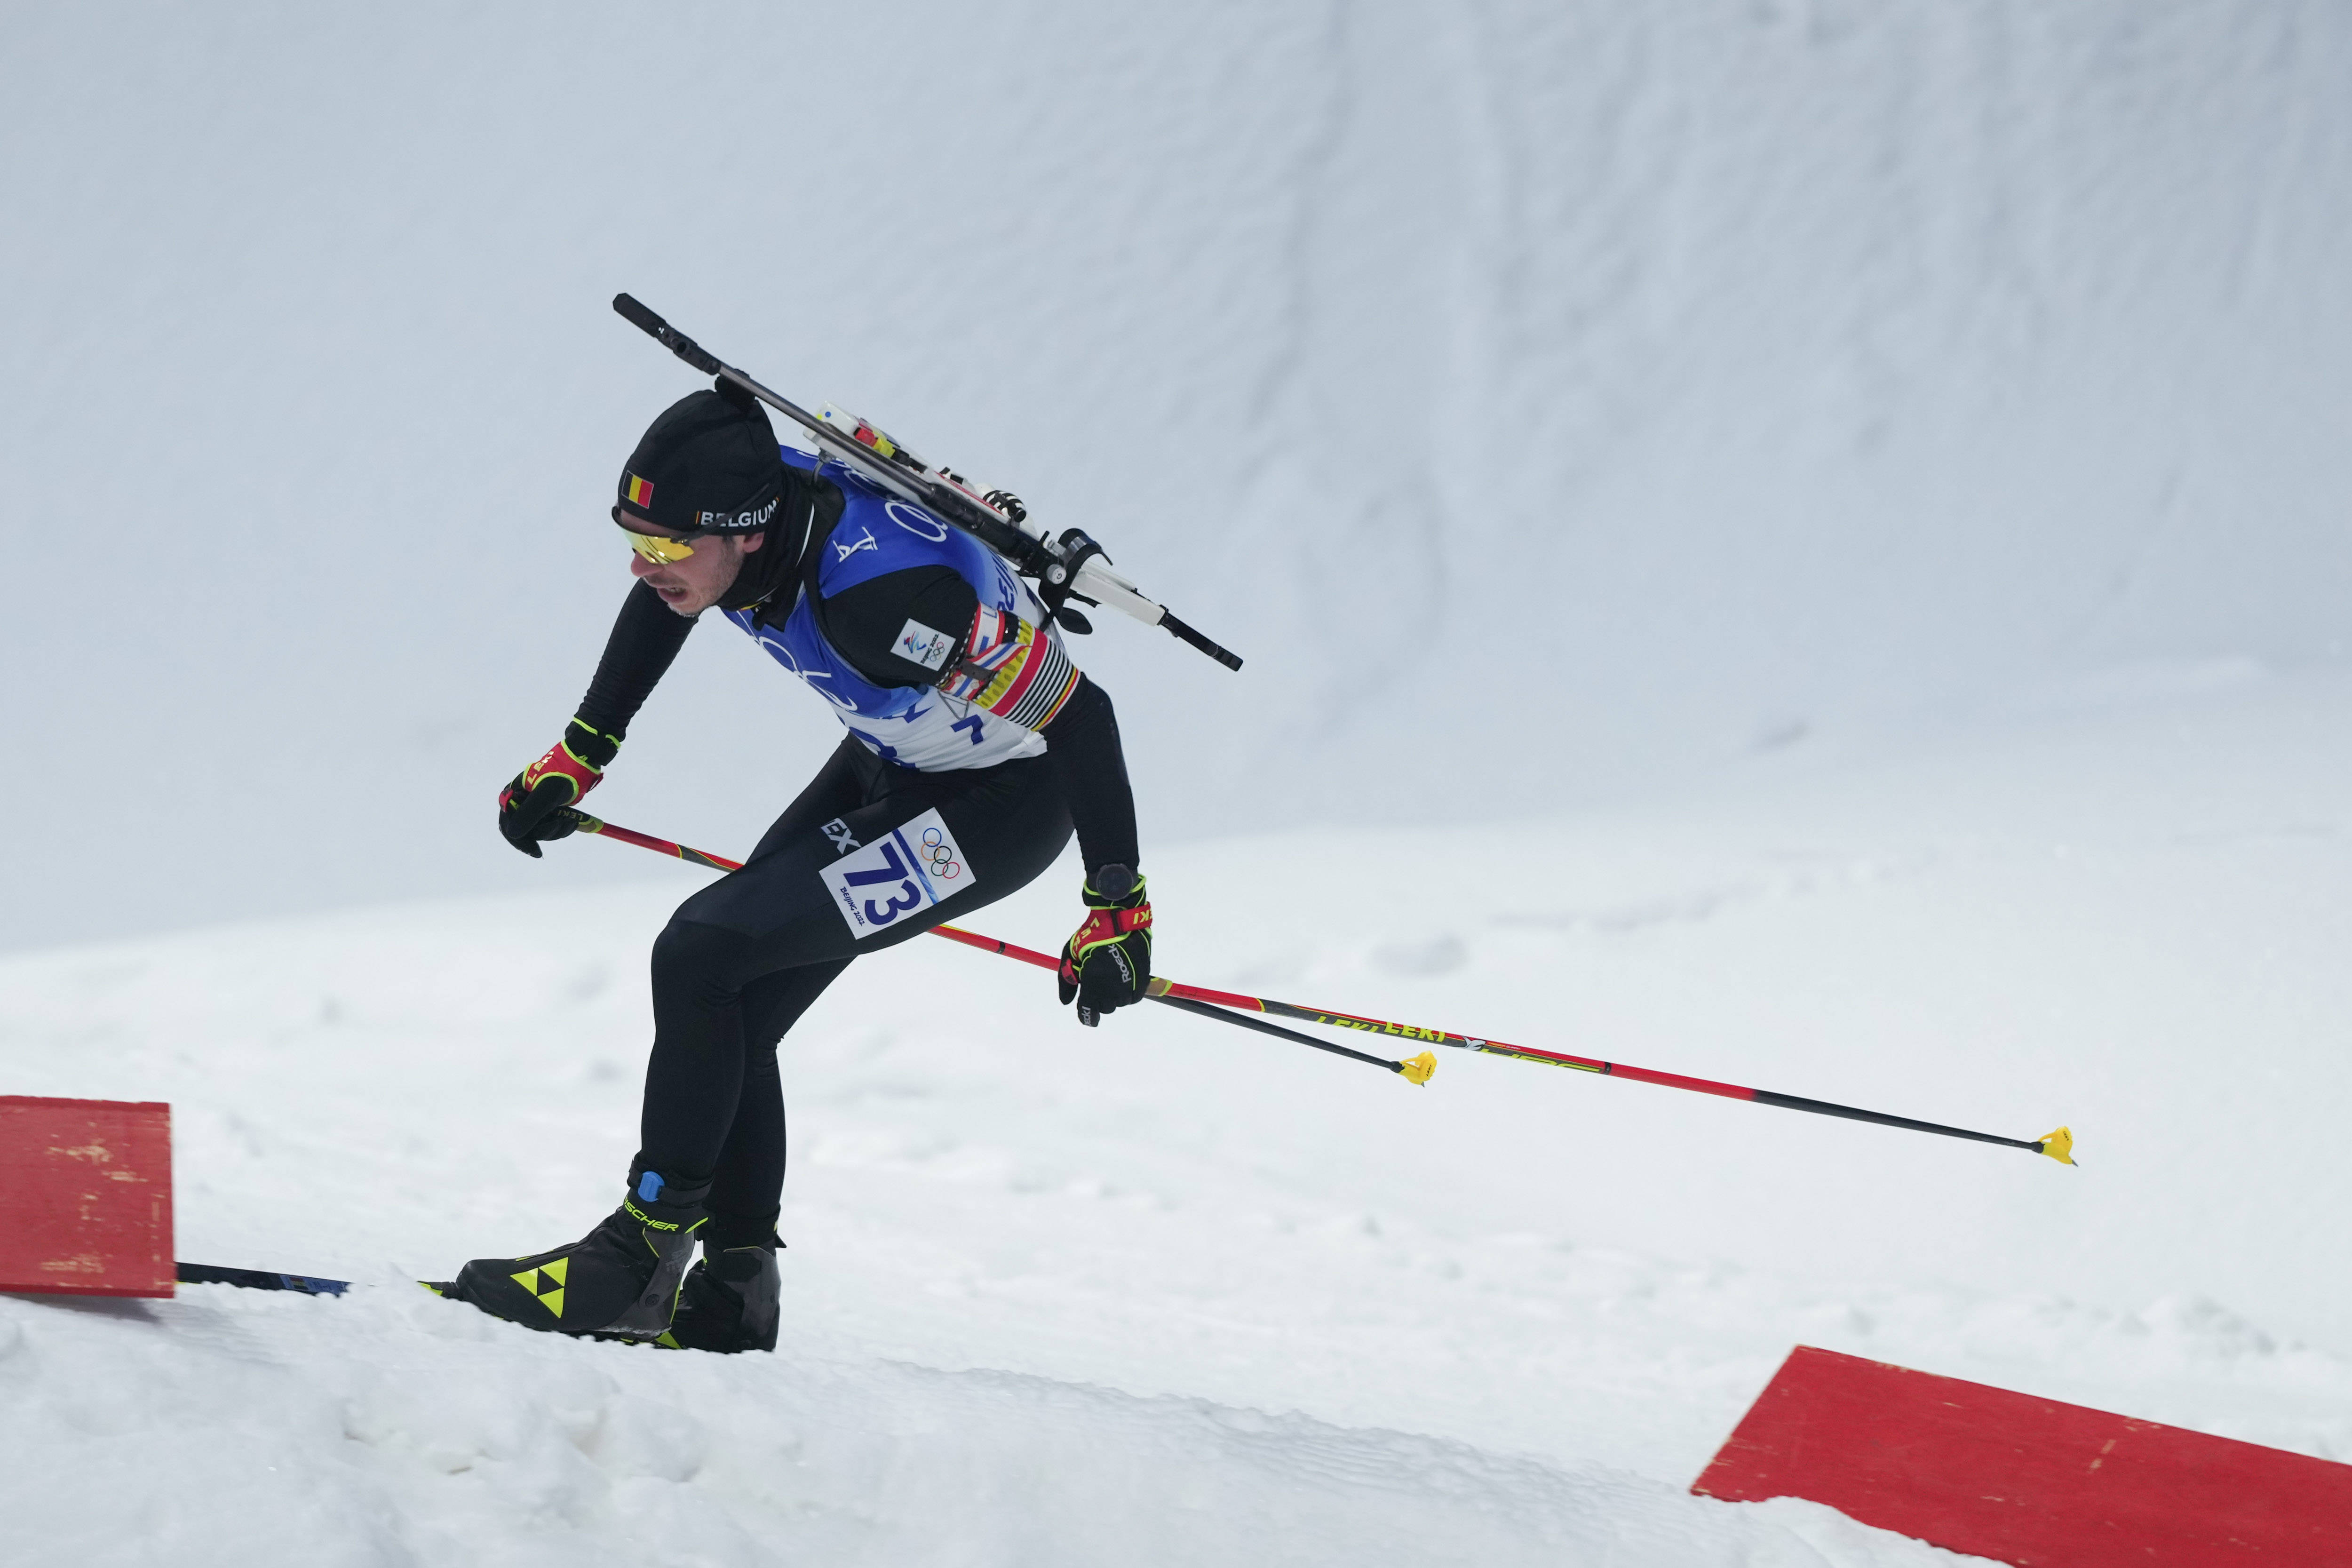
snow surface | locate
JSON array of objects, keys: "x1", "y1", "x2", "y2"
[
  {"x1": 7, "y1": 669, "x2": 2350, "y2": 1562},
  {"x1": 5, "y1": 1, "x2": 2352, "y2": 948}
]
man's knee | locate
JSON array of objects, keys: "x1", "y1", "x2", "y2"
[{"x1": 651, "y1": 916, "x2": 764, "y2": 1002}]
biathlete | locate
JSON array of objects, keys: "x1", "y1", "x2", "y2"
[{"x1": 449, "y1": 380, "x2": 1154, "y2": 1353}]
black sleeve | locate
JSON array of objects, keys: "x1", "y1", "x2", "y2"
[
  {"x1": 1040, "y1": 676, "x2": 1140, "y2": 876},
  {"x1": 815, "y1": 565, "x2": 981, "y2": 687},
  {"x1": 575, "y1": 580, "x2": 698, "y2": 739}
]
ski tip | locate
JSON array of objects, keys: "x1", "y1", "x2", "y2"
[
  {"x1": 175, "y1": 1262, "x2": 350, "y2": 1296},
  {"x1": 1398, "y1": 1051, "x2": 1438, "y2": 1086},
  {"x1": 2034, "y1": 1126, "x2": 2077, "y2": 1166},
  {"x1": 418, "y1": 1280, "x2": 456, "y2": 1297}
]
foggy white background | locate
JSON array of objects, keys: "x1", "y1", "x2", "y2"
[{"x1": 3, "y1": 0, "x2": 2348, "y2": 951}]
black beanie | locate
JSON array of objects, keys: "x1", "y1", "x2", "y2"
[{"x1": 615, "y1": 381, "x2": 785, "y2": 534}]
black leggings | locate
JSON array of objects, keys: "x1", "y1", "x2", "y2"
[{"x1": 635, "y1": 738, "x2": 1073, "y2": 1247}]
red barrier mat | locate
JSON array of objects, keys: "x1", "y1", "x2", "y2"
[
  {"x1": 1693, "y1": 1345, "x2": 2352, "y2": 1565},
  {"x1": 0, "y1": 1095, "x2": 174, "y2": 1298}
]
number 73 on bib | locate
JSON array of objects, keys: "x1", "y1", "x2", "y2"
[{"x1": 822, "y1": 808, "x2": 975, "y2": 938}]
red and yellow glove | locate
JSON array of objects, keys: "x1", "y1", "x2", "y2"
[
  {"x1": 1058, "y1": 865, "x2": 1152, "y2": 1026},
  {"x1": 497, "y1": 717, "x2": 621, "y2": 858}
]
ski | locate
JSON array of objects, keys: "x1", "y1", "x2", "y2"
[{"x1": 175, "y1": 1262, "x2": 349, "y2": 1296}]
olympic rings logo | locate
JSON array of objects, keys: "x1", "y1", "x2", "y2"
[
  {"x1": 920, "y1": 826, "x2": 963, "y2": 880},
  {"x1": 886, "y1": 500, "x2": 950, "y2": 541}
]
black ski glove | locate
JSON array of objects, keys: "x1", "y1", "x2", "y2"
[
  {"x1": 1057, "y1": 865, "x2": 1152, "y2": 1026},
  {"x1": 498, "y1": 717, "x2": 621, "y2": 858}
]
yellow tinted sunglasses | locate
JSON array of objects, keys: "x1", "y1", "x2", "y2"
[{"x1": 617, "y1": 521, "x2": 699, "y2": 564}]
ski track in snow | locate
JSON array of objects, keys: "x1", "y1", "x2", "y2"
[{"x1": 6, "y1": 676, "x2": 2350, "y2": 1562}]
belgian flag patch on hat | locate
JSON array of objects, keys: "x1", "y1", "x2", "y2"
[{"x1": 624, "y1": 474, "x2": 655, "y2": 508}]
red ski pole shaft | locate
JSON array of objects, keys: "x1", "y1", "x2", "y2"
[
  {"x1": 917, "y1": 923, "x2": 1427, "y2": 1078},
  {"x1": 1109, "y1": 975, "x2": 2075, "y2": 1165},
  {"x1": 556, "y1": 811, "x2": 2064, "y2": 1154},
  {"x1": 555, "y1": 811, "x2": 1434, "y2": 1082},
  {"x1": 562, "y1": 812, "x2": 744, "y2": 872}
]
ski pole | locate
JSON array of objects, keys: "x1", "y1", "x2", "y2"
[
  {"x1": 555, "y1": 810, "x2": 1436, "y2": 1084},
  {"x1": 1130, "y1": 979, "x2": 2073, "y2": 1165},
  {"x1": 557, "y1": 810, "x2": 2070, "y2": 1161},
  {"x1": 917, "y1": 921, "x2": 1430, "y2": 1079},
  {"x1": 934, "y1": 925, "x2": 2070, "y2": 1164}
]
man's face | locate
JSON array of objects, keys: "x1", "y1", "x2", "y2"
[{"x1": 624, "y1": 522, "x2": 764, "y2": 616}]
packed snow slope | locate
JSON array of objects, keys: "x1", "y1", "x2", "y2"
[
  {"x1": 5, "y1": 670, "x2": 2350, "y2": 1564},
  {"x1": 4, "y1": 2, "x2": 2351, "y2": 950}
]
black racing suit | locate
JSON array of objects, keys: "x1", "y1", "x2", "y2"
[{"x1": 573, "y1": 463, "x2": 1138, "y2": 1252}]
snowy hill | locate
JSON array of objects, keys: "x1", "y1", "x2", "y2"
[
  {"x1": 4, "y1": 2, "x2": 2351, "y2": 949},
  {"x1": 6, "y1": 671, "x2": 2349, "y2": 1562}
]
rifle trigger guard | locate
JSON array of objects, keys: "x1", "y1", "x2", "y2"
[{"x1": 1041, "y1": 528, "x2": 1109, "y2": 632}]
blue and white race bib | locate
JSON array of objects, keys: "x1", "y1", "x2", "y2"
[{"x1": 821, "y1": 808, "x2": 974, "y2": 939}]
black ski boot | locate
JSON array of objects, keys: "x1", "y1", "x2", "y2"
[
  {"x1": 449, "y1": 1168, "x2": 709, "y2": 1341},
  {"x1": 662, "y1": 1242, "x2": 781, "y2": 1353}
]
